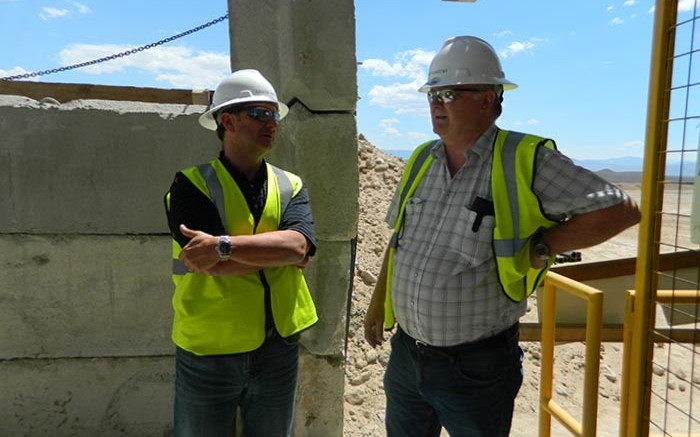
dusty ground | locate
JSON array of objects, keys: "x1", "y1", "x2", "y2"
[{"x1": 342, "y1": 136, "x2": 699, "y2": 436}]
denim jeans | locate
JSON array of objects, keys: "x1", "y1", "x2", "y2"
[
  {"x1": 384, "y1": 324, "x2": 523, "y2": 437},
  {"x1": 174, "y1": 332, "x2": 300, "y2": 437}
]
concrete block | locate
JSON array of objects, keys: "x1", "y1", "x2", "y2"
[
  {"x1": 228, "y1": 0, "x2": 357, "y2": 112},
  {"x1": 0, "y1": 356, "x2": 174, "y2": 437},
  {"x1": 269, "y1": 107, "x2": 359, "y2": 241},
  {"x1": 294, "y1": 349, "x2": 345, "y2": 437},
  {"x1": 0, "y1": 97, "x2": 218, "y2": 234},
  {"x1": 0, "y1": 234, "x2": 173, "y2": 359},
  {"x1": 300, "y1": 240, "x2": 353, "y2": 356}
]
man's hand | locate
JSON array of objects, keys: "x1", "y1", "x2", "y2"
[
  {"x1": 364, "y1": 291, "x2": 386, "y2": 348},
  {"x1": 179, "y1": 224, "x2": 219, "y2": 273}
]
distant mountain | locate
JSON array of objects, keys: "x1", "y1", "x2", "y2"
[
  {"x1": 573, "y1": 157, "x2": 697, "y2": 177},
  {"x1": 383, "y1": 150, "x2": 696, "y2": 182}
]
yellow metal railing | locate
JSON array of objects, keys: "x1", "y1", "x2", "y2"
[
  {"x1": 539, "y1": 271, "x2": 604, "y2": 437},
  {"x1": 620, "y1": 289, "x2": 700, "y2": 437}
]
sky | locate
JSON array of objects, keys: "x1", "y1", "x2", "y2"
[{"x1": 0, "y1": 0, "x2": 696, "y2": 161}]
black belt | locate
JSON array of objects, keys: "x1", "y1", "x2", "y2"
[{"x1": 399, "y1": 323, "x2": 519, "y2": 356}]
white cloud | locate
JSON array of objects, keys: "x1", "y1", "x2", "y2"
[
  {"x1": 366, "y1": 80, "x2": 428, "y2": 116},
  {"x1": 527, "y1": 119, "x2": 540, "y2": 125},
  {"x1": 69, "y1": 1, "x2": 91, "y2": 14},
  {"x1": 39, "y1": 7, "x2": 70, "y2": 20},
  {"x1": 360, "y1": 49, "x2": 433, "y2": 81},
  {"x1": 678, "y1": 0, "x2": 698, "y2": 12},
  {"x1": 378, "y1": 118, "x2": 402, "y2": 137},
  {"x1": 493, "y1": 30, "x2": 513, "y2": 38},
  {"x1": 58, "y1": 43, "x2": 231, "y2": 89},
  {"x1": 609, "y1": 17, "x2": 625, "y2": 25},
  {"x1": 607, "y1": 5, "x2": 614, "y2": 11},
  {"x1": 623, "y1": 0, "x2": 636, "y2": 6},
  {"x1": 499, "y1": 39, "x2": 541, "y2": 59},
  {"x1": 360, "y1": 49, "x2": 434, "y2": 116},
  {"x1": 382, "y1": 127, "x2": 401, "y2": 138},
  {"x1": 379, "y1": 118, "x2": 399, "y2": 128},
  {"x1": 0, "y1": 67, "x2": 39, "y2": 81},
  {"x1": 406, "y1": 131, "x2": 431, "y2": 141},
  {"x1": 39, "y1": 2, "x2": 91, "y2": 20}
]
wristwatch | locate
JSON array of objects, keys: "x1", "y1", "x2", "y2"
[
  {"x1": 532, "y1": 232, "x2": 551, "y2": 261},
  {"x1": 215, "y1": 235, "x2": 232, "y2": 261}
]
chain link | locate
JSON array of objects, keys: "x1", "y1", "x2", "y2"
[{"x1": 0, "y1": 14, "x2": 228, "y2": 81}]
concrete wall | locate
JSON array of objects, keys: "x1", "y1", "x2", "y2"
[{"x1": 0, "y1": 0, "x2": 357, "y2": 431}]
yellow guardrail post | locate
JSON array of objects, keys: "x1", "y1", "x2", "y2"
[
  {"x1": 539, "y1": 272, "x2": 604, "y2": 437},
  {"x1": 619, "y1": 290, "x2": 636, "y2": 437},
  {"x1": 539, "y1": 277, "x2": 556, "y2": 437}
]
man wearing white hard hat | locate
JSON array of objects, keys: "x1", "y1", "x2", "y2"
[
  {"x1": 364, "y1": 36, "x2": 640, "y2": 436},
  {"x1": 164, "y1": 69, "x2": 317, "y2": 437}
]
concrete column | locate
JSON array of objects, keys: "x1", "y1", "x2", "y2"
[{"x1": 227, "y1": 1, "x2": 357, "y2": 435}]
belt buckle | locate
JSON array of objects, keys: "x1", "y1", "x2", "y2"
[{"x1": 415, "y1": 339, "x2": 428, "y2": 348}]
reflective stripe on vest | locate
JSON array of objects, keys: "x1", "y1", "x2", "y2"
[
  {"x1": 493, "y1": 131, "x2": 528, "y2": 257},
  {"x1": 172, "y1": 163, "x2": 295, "y2": 275}
]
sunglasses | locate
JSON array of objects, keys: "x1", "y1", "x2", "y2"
[
  {"x1": 243, "y1": 106, "x2": 281, "y2": 123},
  {"x1": 427, "y1": 88, "x2": 487, "y2": 104}
]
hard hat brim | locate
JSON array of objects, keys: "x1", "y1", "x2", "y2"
[
  {"x1": 418, "y1": 78, "x2": 518, "y2": 93},
  {"x1": 199, "y1": 97, "x2": 290, "y2": 130}
]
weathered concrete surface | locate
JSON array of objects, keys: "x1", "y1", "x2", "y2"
[
  {"x1": 0, "y1": 234, "x2": 173, "y2": 359},
  {"x1": 0, "y1": 357, "x2": 174, "y2": 437},
  {"x1": 293, "y1": 350, "x2": 346, "y2": 437},
  {"x1": 228, "y1": 0, "x2": 356, "y2": 112},
  {"x1": 0, "y1": 96, "x2": 217, "y2": 234},
  {"x1": 301, "y1": 240, "x2": 355, "y2": 356},
  {"x1": 271, "y1": 105, "x2": 359, "y2": 241}
]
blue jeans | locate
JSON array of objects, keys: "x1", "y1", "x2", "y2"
[
  {"x1": 384, "y1": 324, "x2": 523, "y2": 437},
  {"x1": 174, "y1": 332, "x2": 300, "y2": 437}
]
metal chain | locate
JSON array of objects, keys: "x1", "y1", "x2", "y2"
[{"x1": 0, "y1": 13, "x2": 228, "y2": 81}]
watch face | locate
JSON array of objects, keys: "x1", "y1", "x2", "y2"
[
  {"x1": 535, "y1": 242, "x2": 549, "y2": 260},
  {"x1": 217, "y1": 236, "x2": 232, "y2": 259},
  {"x1": 219, "y1": 240, "x2": 231, "y2": 254}
]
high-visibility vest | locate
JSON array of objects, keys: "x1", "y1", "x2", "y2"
[
  {"x1": 167, "y1": 159, "x2": 318, "y2": 355},
  {"x1": 383, "y1": 129, "x2": 558, "y2": 329}
]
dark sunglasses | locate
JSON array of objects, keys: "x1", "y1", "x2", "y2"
[
  {"x1": 243, "y1": 106, "x2": 281, "y2": 123},
  {"x1": 427, "y1": 88, "x2": 487, "y2": 104}
]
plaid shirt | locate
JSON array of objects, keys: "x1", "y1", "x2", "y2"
[{"x1": 386, "y1": 125, "x2": 629, "y2": 346}]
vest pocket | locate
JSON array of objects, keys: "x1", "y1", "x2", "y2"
[{"x1": 452, "y1": 207, "x2": 494, "y2": 267}]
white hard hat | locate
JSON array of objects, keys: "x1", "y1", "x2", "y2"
[
  {"x1": 199, "y1": 69, "x2": 289, "y2": 130},
  {"x1": 418, "y1": 36, "x2": 517, "y2": 93}
]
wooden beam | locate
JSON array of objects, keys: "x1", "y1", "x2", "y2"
[
  {"x1": 551, "y1": 250, "x2": 699, "y2": 281},
  {"x1": 0, "y1": 80, "x2": 212, "y2": 105},
  {"x1": 520, "y1": 322, "x2": 699, "y2": 343}
]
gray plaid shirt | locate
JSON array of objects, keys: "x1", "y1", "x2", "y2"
[{"x1": 386, "y1": 125, "x2": 629, "y2": 346}]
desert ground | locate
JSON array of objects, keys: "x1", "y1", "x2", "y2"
[{"x1": 342, "y1": 136, "x2": 698, "y2": 436}]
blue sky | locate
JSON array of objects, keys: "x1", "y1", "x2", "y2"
[{"x1": 0, "y1": 0, "x2": 695, "y2": 160}]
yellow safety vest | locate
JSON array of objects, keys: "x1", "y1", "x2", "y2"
[
  {"x1": 384, "y1": 129, "x2": 558, "y2": 329},
  {"x1": 167, "y1": 159, "x2": 318, "y2": 355}
]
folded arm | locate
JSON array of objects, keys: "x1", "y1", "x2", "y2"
[{"x1": 179, "y1": 224, "x2": 309, "y2": 275}]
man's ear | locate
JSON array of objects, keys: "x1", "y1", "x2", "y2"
[
  {"x1": 482, "y1": 92, "x2": 494, "y2": 110},
  {"x1": 219, "y1": 112, "x2": 236, "y2": 132}
]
